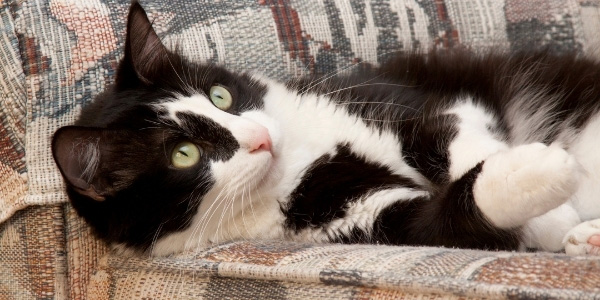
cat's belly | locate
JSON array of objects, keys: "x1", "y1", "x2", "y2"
[
  {"x1": 522, "y1": 112, "x2": 600, "y2": 251},
  {"x1": 565, "y1": 113, "x2": 600, "y2": 220}
]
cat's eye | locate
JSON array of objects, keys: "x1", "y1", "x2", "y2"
[
  {"x1": 209, "y1": 85, "x2": 233, "y2": 110},
  {"x1": 171, "y1": 141, "x2": 201, "y2": 169}
]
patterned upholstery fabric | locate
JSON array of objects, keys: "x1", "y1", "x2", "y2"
[
  {"x1": 1, "y1": 0, "x2": 599, "y2": 299},
  {"x1": 89, "y1": 242, "x2": 600, "y2": 299}
]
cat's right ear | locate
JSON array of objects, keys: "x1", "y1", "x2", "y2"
[
  {"x1": 118, "y1": 1, "x2": 169, "y2": 87},
  {"x1": 52, "y1": 126, "x2": 112, "y2": 202}
]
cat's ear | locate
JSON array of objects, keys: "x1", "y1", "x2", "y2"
[
  {"x1": 52, "y1": 126, "x2": 114, "y2": 202},
  {"x1": 120, "y1": 1, "x2": 169, "y2": 86}
]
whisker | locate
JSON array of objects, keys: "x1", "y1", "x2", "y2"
[
  {"x1": 183, "y1": 181, "x2": 231, "y2": 251},
  {"x1": 149, "y1": 222, "x2": 165, "y2": 255},
  {"x1": 323, "y1": 82, "x2": 419, "y2": 96}
]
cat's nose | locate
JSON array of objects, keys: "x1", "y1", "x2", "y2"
[{"x1": 248, "y1": 126, "x2": 272, "y2": 153}]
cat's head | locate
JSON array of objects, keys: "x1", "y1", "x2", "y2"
[{"x1": 52, "y1": 2, "x2": 279, "y2": 254}]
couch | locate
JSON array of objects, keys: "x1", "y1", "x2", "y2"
[{"x1": 1, "y1": 0, "x2": 599, "y2": 299}]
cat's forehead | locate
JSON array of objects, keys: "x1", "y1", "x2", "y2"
[{"x1": 156, "y1": 94, "x2": 231, "y2": 125}]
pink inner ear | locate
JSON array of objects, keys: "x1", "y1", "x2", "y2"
[{"x1": 76, "y1": 185, "x2": 106, "y2": 202}]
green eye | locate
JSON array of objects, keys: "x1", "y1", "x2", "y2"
[
  {"x1": 171, "y1": 141, "x2": 201, "y2": 169},
  {"x1": 209, "y1": 85, "x2": 232, "y2": 110}
]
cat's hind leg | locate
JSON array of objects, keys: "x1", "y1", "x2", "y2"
[
  {"x1": 563, "y1": 219, "x2": 600, "y2": 255},
  {"x1": 522, "y1": 203, "x2": 581, "y2": 251}
]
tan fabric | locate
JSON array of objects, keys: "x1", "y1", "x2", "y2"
[
  {"x1": 0, "y1": 205, "x2": 67, "y2": 299},
  {"x1": 87, "y1": 241, "x2": 600, "y2": 299},
  {"x1": 65, "y1": 206, "x2": 110, "y2": 300}
]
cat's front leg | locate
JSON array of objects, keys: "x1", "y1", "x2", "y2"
[
  {"x1": 443, "y1": 101, "x2": 582, "y2": 231},
  {"x1": 410, "y1": 142, "x2": 582, "y2": 250},
  {"x1": 473, "y1": 143, "x2": 582, "y2": 229}
]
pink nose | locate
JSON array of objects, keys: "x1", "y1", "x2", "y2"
[{"x1": 249, "y1": 127, "x2": 272, "y2": 153}]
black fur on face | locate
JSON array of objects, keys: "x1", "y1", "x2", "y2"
[
  {"x1": 54, "y1": 126, "x2": 215, "y2": 249},
  {"x1": 52, "y1": 2, "x2": 266, "y2": 251}
]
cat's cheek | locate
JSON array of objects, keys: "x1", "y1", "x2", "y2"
[{"x1": 209, "y1": 148, "x2": 274, "y2": 191}]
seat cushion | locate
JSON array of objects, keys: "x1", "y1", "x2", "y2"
[{"x1": 89, "y1": 241, "x2": 600, "y2": 299}]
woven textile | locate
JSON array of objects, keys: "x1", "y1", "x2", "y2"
[
  {"x1": 0, "y1": 205, "x2": 67, "y2": 299},
  {"x1": 89, "y1": 241, "x2": 600, "y2": 299},
  {"x1": 1, "y1": 0, "x2": 600, "y2": 299}
]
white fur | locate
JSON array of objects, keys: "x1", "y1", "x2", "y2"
[
  {"x1": 505, "y1": 89, "x2": 565, "y2": 145},
  {"x1": 77, "y1": 138, "x2": 100, "y2": 183},
  {"x1": 445, "y1": 99, "x2": 508, "y2": 180},
  {"x1": 563, "y1": 219, "x2": 600, "y2": 255},
  {"x1": 159, "y1": 95, "x2": 272, "y2": 152},
  {"x1": 564, "y1": 114, "x2": 600, "y2": 221},
  {"x1": 151, "y1": 78, "x2": 425, "y2": 255},
  {"x1": 520, "y1": 113, "x2": 600, "y2": 253},
  {"x1": 522, "y1": 203, "x2": 581, "y2": 251},
  {"x1": 473, "y1": 143, "x2": 581, "y2": 229},
  {"x1": 444, "y1": 100, "x2": 585, "y2": 237},
  {"x1": 505, "y1": 112, "x2": 600, "y2": 253}
]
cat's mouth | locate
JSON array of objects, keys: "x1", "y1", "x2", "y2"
[{"x1": 248, "y1": 149, "x2": 276, "y2": 187}]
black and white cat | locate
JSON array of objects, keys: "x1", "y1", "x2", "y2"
[{"x1": 52, "y1": 2, "x2": 600, "y2": 256}]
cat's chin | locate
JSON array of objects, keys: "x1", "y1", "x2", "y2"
[{"x1": 243, "y1": 150, "x2": 276, "y2": 190}]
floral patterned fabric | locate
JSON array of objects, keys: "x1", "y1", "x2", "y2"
[{"x1": 1, "y1": 0, "x2": 600, "y2": 299}]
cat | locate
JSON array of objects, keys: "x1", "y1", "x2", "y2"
[{"x1": 52, "y1": 2, "x2": 600, "y2": 256}]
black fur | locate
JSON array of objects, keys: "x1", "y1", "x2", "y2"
[
  {"x1": 53, "y1": 126, "x2": 215, "y2": 249},
  {"x1": 372, "y1": 163, "x2": 519, "y2": 250},
  {"x1": 284, "y1": 144, "x2": 420, "y2": 232}
]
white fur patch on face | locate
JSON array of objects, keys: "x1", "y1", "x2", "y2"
[
  {"x1": 151, "y1": 77, "x2": 428, "y2": 255},
  {"x1": 158, "y1": 93, "x2": 280, "y2": 191},
  {"x1": 149, "y1": 93, "x2": 287, "y2": 256},
  {"x1": 159, "y1": 95, "x2": 275, "y2": 152}
]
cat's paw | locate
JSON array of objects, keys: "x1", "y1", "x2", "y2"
[
  {"x1": 474, "y1": 143, "x2": 582, "y2": 228},
  {"x1": 563, "y1": 219, "x2": 600, "y2": 255}
]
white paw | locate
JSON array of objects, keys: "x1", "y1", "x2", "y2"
[
  {"x1": 474, "y1": 143, "x2": 582, "y2": 228},
  {"x1": 563, "y1": 219, "x2": 600, "y2": 256}
]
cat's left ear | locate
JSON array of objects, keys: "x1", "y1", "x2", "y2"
[{"x1": 118, "y1": 1, "x2": 169, "y2": 86}]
